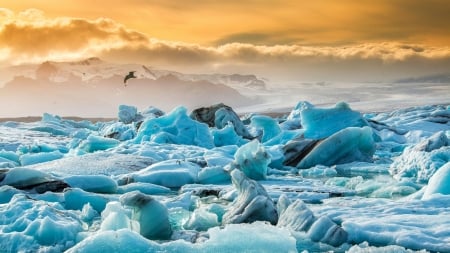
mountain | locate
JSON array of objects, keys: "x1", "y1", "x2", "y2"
[
  {"x1": 0, "y1": 58, "x2": 265, "y2": 117},
  {"x1": 396, "y1": 73, "x2": 450, "y2": 83}
]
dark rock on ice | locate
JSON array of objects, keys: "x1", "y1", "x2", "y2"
[
  {"x1": 0, "y1": 167, "x2": 68, "y2": 193},
  {"x1": 282, "y1": 138, "x2": 322, "y2": 167},
  {"x1": 23, "y1": 180, "x2": 69, "y2": 193},
  {"x1": 296, "y1": 127, "x2": 375, "y2": 169},
  {"x1": 367, "y1": 119, "x2": 407, "y2": 135},
  {"x1": 120, "y1": 191, "x2": 172, "y2": 240},
  {"x1": 190, "y1": 103, "x2": 251, "y2": 138},
  {"x1": 222, "y1": 169, "x2": 278, "y2": 225}
]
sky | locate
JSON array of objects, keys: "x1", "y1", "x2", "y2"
[{"x1": 1, "y1": 0, "x2": 450, "y2": 82}]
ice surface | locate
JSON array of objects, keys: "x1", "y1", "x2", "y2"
[{"x1": 0, "y1": 102, "x2": 449, "y2": 252}]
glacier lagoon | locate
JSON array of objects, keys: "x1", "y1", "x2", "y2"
[{"x1": 0, "y1": 102, "x2": 449, "y2": 252}]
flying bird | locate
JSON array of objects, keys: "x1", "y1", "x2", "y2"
[{"x1": 124, "y1": 71, "x2": 137, "y2": 86}]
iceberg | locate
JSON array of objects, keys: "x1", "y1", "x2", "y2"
[
  {"x1": 296, "y1": 127, "x2": 375, "y2": 169},
  {"x1": 422, "y1": 162, "x2": 450, "y2": 199},
  {"x1": 228, "y1": 139, "x2": 271, "y2": 180},
  {"x1": 120, "y1": 191, "x2": 172, "y2": 240},
  {"x1": 135, "y1": 106, "x2": 214, "y2": 148},
  {"x1": 222, "y1": 169, "x2": 278, "y2": 225},
  {"x1": 301, "y1": 102, "x2": 369, "y2": 139}
]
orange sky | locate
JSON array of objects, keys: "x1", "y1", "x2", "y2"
[
  {"x1": 1, "y1": 0, "x2": 450, "y2": 80},
  {"x1": 2, "y1": 0, "x2": 450, "y2": 46}
]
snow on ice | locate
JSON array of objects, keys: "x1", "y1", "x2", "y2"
[{"x1": 0, "y1": 102, "x2": 449, "y2": 252}]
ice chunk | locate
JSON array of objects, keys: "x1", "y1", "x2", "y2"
[
  {"x1": 64, "y1": 188, "x2": 110, "y2": 213},
  {"x1": 347, "y1": 242, "x2": 427, "y2": 253},
  {"x1": 101, "y1": 122, "x2": 136, "y2": 141},
  {"x1": 66, "y1": 229, "x2": 160, "y2": 253},
  {"x1": 0, "y1": 194, "x2": 83, "y2": 252},
  {"x1": 135, "y1": 106, "x2": 214, "y2": 148},
  {"x1": 118, "y1": 104, "x2": 139, "y2": 124},
  {"x1": 211, "y1": 123, "x2": 248, "y2": 147},
  {"x1": 282, "y1": 138, "x2": 321, "y2": 167},
  {"x1": 414, "y1": 131, "x2": 449, "y2": 152},
  {"x1": 0, "y1": 150, "x2": 19, "y2": 163},
  {"x1": 1, "y1": 167, "x2": 52, "y2": 188},
  {"x1": 19, "y1": 150, "x2": 64, "y2": 166},
  {"x1": 423, "y1": 162, "x2": 450, "y2": 199},
  {"x1": 390, "y1": 146, "x2": 450, "y2": 183},
  {"x1": 250, "y1": 115, "x2": 281, "y2": 143},
  {"x1": 100, "y1": 201, "x2": 137, "y2": 232},
  {"x1": 120, "y1": 191, "x2": 172, "y2": 240},
  {"x1": 301, "y1": 102, "x2": 369, "y2": 139},
  {"x1": 222, "y1": 169, "x2": 278, "y2": 224},
  {"x1": 183, "y1": 208, "x2": 220, "y2": 231},
  {"x1": 198, "y1": 166, "x2": 231, "y2": 184},
  {"x1": 229, "y1": 139, "x2": 271, "y2": 180},
  {"x1": 127, "y1": 160, "x2": 201, "y2": 188},
  {"x1": 190, "y1": 103, "x2": 251, "y2": 138},
  {"x1": 278, "y1": 199, "x2": 316, "y2": 232},
  {"x1": 0, "y1": 185, "x2": 21, "y2": 204},
  {"x1": 307, "y1": 216, "x2": 348, "y2": 247},
  {"x1": 64, "y1": 175, "x2": 118, "y2": 194},
  {"x1": 117, "y1": 182, "x2": 171, "y2": 195},
  {"x1": 78, "y1": 135, "x2": 120, "y2": 153},
  {"x1": 30, "y1": 152, "x2": 155, "y2": 176},
  {"x1": 297, "y1": 127, "x2": 375, "y2": 169},
  {"x1": 278, "y1": 198, "x2": 348, "y2": 247}
]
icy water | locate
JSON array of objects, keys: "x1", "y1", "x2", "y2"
[{"x1": 0, "y1": 102, "x2": 449, "y2": 252}]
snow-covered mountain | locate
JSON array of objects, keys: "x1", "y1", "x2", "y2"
[{"x1": 0, "y1": 58, "x2": 266, "y2": 117}]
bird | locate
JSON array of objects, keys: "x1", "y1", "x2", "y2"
[{"x1": 124, "y1": 71, "x2": 137, "y2": 86}]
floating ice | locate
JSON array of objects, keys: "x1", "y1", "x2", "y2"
[
  {"x1": 1, "y1": 102, "x2": 450, "y2": 252},
  {"x1": 120, "y1": 191, "x2": 172, "y2": 240},
  {"x1": 229, "y1": 139, "x2": 271, "y2": 180},
  {"x1": 250, "y1": 115, "x2": 281, "y2": 143},
  {"x1": 64, "y1": 188, "x2": 110, "y2": 213},
  {"x1": 66, "y1": 229, "x2": 160, "y2": 253},
  {"x1": 190, "y1": 103, "x2": 251, "y2": 139},
  {"x1": 1, "y1": 167, "x2": 53, "y2": 189},
  {"x1": 390, "y1": 145, "x2": 450, "y2": 183},
  {"x1": 277, "y1": 198, "x2": 348, "y2": 247},
  {"x1": 135, "y1": 106, "x2": 214, "y2": 148},
  {"x1": 183, "y1": 207, "x2": 220, "y2": 231},
  {"x1": 126, "y1": 159, "x2": 201, "y2": 188},
  {"x1": 19, "y1": 150, "x2": 64, "y2": 166},
  {"x1": 301, "y1": 102, "x2": 369, "y2": 139},
  {"x1": 422, "y1": 162, "x2": 450, "y2": 199},
  {"x1": 222, "y1": 169, "x2": 278, "y2": 225},
  {"x1": 64, "y1": 175, "x2": 118, "y2": 194},
  {"x1": 78, "y1": 135, "x2": 120, "y2": 153},
  {"x1": 296, "y1": 127, "x2": 375, "y2": 169},
  {"x1": 101, "y1": 122, "x2": 136, "y2": 141},
  {"x1": 116, "y1": 182, "x2": 171, "y2": 195},
  {"x1": 118, "y1": 104, "x2": 139, "y2": 124},
  {"x1": 211, "y1": 123, "x2": 248, "y2": 147},
  {"x1": 0, "y1": 194, "x2": 83, "y2": 252}
]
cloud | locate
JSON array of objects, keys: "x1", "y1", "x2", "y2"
[{"x1": 1, "y1": 8, "x2": 450, "y2": 82}]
